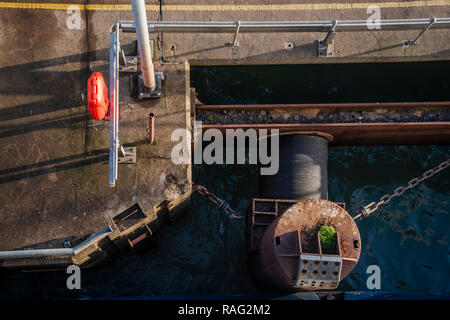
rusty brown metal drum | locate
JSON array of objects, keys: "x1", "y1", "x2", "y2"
[{"x1": 253, "y1": 199, "x2": 361, "y2": 291}]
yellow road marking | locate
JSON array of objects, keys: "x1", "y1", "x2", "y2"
[{"x1": 0, "y1": 1, "x2": 449, "y2": 11}]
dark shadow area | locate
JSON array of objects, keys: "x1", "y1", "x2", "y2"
[
  {"x1": 13, "y1": 236, "x2": 81, "y2": 251},
  {"x1": 0, "y1": 42, "x2": 136, "y2": 122},
  {"x1": 168, "y1": 44, "x2": 228, "y2": 60},
  {"x1": 0, "y1": 140, "x2": 147, "y2": 184},
  {"x1": 241, "y1": 42, "x2": 316, "y2": 60},
  {"x1": 0, "y1": 42, "x2": 136, "y2": 75},
  {"x1": 0, "y1": 154, "x2": 109, "y2": 184},
  {"x1": 0, "y1": 98, "x2": 85, "y2": 122},
  {"x1": 190, "y1": 60, "x2": 450, "y2": 104},
  {"x1": 347, "y1": 42, "x2": 404, "y2": 57},
  {"x1": 0, "y1": 113, "x2": 89, "y2": 138},
  {"x1": 0, "y1": 147, "x2": 110, "y2": 176}
]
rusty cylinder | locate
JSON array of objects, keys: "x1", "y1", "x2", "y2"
[
  {"x1": 250, "y1": 134, "x2": 362, "y2": 292},
  {"x1": 148, "y1": 113, "x2": 155, "y2": 144}
]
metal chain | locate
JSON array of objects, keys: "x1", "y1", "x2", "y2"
[
  {"x1": 354, "y1": 158, "x2": 450, "y2": 220},
  {"x1": 193, "y1": 184, "x2": 244, "y2": 220}
]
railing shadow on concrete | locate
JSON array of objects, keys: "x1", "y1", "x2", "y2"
[{"x1": 0, "y1": 139, "x2": 147, "y2": 185}]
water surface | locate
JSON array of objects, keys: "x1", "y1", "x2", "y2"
[{"x1": 1, "y1": 63, "x2": 449, "y2": 298}]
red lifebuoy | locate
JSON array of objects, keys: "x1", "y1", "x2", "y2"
[{"x1": 87, "y1": 72, "x2": 109, "y2": 120}]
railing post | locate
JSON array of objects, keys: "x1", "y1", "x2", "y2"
[
  {"x1": 403, "y1": 17, "x2": 437, "y2": 49},
  {"x1": 109, "y1": 22, "x2": 120, "y2": 187},
  {"x1": 317, "y1": 20, "x2": 337, "y2": 57}
]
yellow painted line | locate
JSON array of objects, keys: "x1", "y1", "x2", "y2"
[
  {"x1": 160, "y1": 1, "x2": 450, "y2": 11},
  {"x1": 0, "y1": 1, "x2": 449, "y2": 11}
]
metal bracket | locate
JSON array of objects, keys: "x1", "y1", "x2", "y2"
[
  {"x1": 120, "y1": 58, "x2": 138, "y2": 72},
  {"x1": 119, "y1": 40, "x2": 154, "y2": 73},
  {"x1": 119, "y1": 50, "x2": 138, "y2": 73},
  {"x1": 317, "y1": 20, "x2": 337, "y2": 57},
  {"x1": 296, "y1": 254, "x2": 343, "y2": 290},
  {"x1": 402, "y1": 17, "x2": 436, "y2": 50},
  {"x1": 226, "y1": 21, "x2": 241, "y2": 47},
  {"x1": 137, "y1": 71, "x2": 164, "y2": 99},
  {"x1": 118, "y1": 145, "x2": 136, "y2": 164}
]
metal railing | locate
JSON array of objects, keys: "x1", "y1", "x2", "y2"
[
  {"x1": 108, "y1": 17, "x2": 450, "y2": 186},
  {"x1": 119, "y1": 18, "x2": 450, "y2": 33},
  {"x1": 0, "y1": 226, "x2": 112, "y2": 260},
  {"x1": 109, "y1": 22, "x2": 120, "y2": 187}
]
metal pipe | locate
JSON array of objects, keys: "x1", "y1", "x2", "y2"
[
  {"x1": 120, "y1": 18, "x2": 450, "y2": 33},
  {"x1": 201, "y1": 122, "x2": 450, "y2": 146},
  {"x1": 148, "y1": 113, "x2": 155, "y2": 144},
  {"x1": 407, "y1": 17, "x2": 437, "y2": 47},
  {"x1": 323, "y1": 20, "x2": 337, "y2": 46},
  {"x1": 109, "y1": 22, "x2": 120, "y2": 187},
  {"x1": 72, "y1": 226, "x2": 112, "y2": 255},
  {"x1": 0, "y1": 248, "x2": 74, "y2": 259},
  {"x1": 231, "y1": 21, "x2": 241, "y2": 47},
  {"x1": 131, "y1": 0, "x2": 156, "y2": 91},
  {"x1": 0, "y1": 226, "x2": 112, "y2": 260},
  {"x1": 195, "y1": 101, "x2": 450, "y2": 111}
]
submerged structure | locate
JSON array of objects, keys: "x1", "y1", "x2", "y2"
[{"x1": 247, "y1": 134, "x2": 361, "y2": 290}]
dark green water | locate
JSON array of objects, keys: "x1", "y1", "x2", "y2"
[
  {"x1": 190, "y1": 62, "x2": 450, "y2": 104},
  {"x1": 1, "y1": 146, "x2": 448, "y2": 298},
  {"x1": 1, "y1": 63, "x2": 449, "y2": 299}
]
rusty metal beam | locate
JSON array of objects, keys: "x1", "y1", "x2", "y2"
[
  {"x1": 196, "y1": 101, "x2": 450, "y2": 111},
  {"x1": 202, "y1": 122, "x2": 450, "y2": 145}
]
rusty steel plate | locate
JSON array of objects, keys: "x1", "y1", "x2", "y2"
[
  {"x1": 196, "y1": 101, "x2": 450, "y2": 111},
  {"x1": 202, "y1": 122, "x2": 450, "y2": 145},
  {"x1": 259, "y1": 199, "x2": 361, "y2": 289}
]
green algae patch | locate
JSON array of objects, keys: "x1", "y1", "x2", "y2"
[{"x1": 319, "y1": 225, "x2": 337, "y2": 253}]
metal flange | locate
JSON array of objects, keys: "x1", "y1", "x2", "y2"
[{"x1": 138, "y1": 71, "x2": 164, "y2": 99}]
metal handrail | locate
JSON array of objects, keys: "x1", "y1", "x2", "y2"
[
  {"x1": 119, "y1": 18, "x2": 450, "y2": 33},
  {"x1": 0, "y1": 248, "x2": 74, "y2": 259},
  {"x1": 108, "y1": 17, "x2": 450, "y2": 186},
  {"x1": 195, "y1": 101, "x2": 450, "y2": 110},
  {"x1": 0, "y1": 226, "x2": 112, "y2": 260},
  {"x1": 109, "y1": 21, "x2": 120, "y2": 187}
]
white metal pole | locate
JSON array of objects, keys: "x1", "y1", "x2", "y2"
[
  {"x1": 0, "y1": 248, "x2": 74, "y2": 259},
  {"x1": 131, "y1": 0, "x2": 156, "y2": 91}
]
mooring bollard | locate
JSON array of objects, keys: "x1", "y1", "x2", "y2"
[{"x1": 148, "y1": 113, "x2": 155, "y2": 144}]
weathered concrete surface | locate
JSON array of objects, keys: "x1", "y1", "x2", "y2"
[
  {"x1": 0, "y1": 5, "x2": 191, "y2": 250},
  {"x1": 158, "y1": 1, "x2": 450, "y2": 63},
  {"x1": 0, "y1": 0, "x2": 449, "y2": 251}
]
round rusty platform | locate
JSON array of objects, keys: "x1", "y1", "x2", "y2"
[{"x1": 254, "y1": 199, "x2": 361, "y2": 290}]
